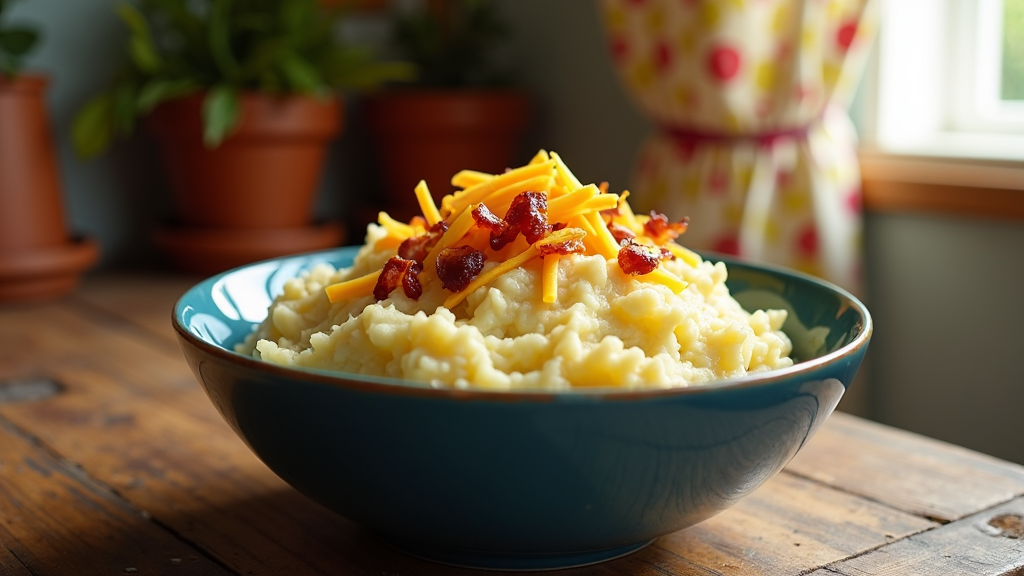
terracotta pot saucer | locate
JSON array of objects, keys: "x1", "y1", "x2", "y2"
[
  {"x1": 0, "y1": 236, "x2": 100, "y2": 304},
  {"x1": 153, "y1": 221, "x2": 346, "y2": 275}
]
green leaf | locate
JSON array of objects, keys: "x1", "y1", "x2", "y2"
[
  {"x1": 128, "y1": 34, "x2": 162, "y2": 73},
  {"x1": 208, "y1": 0, "x2": 240, "y2": 81},
  {"x1": 136, "y1": 78, "x2": 198, "y2": 113},
  {"x1": 202, "y1": 85, "x2": 240, "y2": 148},
  {"x1": 111, "y1": 81, "x2": 139, "y2": 136},
  {"x1": 0, "y1": 28, "x2": 40, "y2": 57},
  {"x1": 115, "y1": 3, "x2": 152, "y2": 41},
  {"x1": 280, "y1": 54, "x2": 322, "y2": 93},
  {"x1": 72, "y1": 94, "x2": 115, "y2": 159}
]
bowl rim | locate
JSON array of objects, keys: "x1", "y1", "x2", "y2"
[{"x1": 172, "y1": 247, "x2": 872, "y2": 402}]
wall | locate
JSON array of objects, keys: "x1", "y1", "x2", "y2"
[{"x1": 9, "y1": 0, "x2": 1024, "y2": 463}]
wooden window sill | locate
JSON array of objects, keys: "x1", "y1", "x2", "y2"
[{"x1": 859, "y1": 151, "x2": 1024, "y2": 221}]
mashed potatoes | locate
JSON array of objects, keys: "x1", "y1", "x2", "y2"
[{"x1": 238, "y1": 151, "x2": 793, "y2": 390}]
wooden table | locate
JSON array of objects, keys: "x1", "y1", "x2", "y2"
[{"x1": 2, "y1": 274, "x2": 1024, "y2": 576}]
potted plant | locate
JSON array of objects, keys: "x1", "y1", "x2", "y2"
[
  {"x1": 73, "y1": 0, "x2": 411, "y2": 274},
  {"x1": 364, "y1": 0, "x2": 531, "y2": 223},
  {"x1": 0, "y1": 0, "x2": 99, "y2": 302}
]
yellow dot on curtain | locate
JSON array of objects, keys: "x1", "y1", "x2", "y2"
[
  {"x1": 604, "y1": 5, "x2": 626, "y2": 31},
  {"x1": 632, "y1": 60, "x2": 657, "y2": 89},
  {"x1": 782, "y1": 189, "x2": 810, "y2": 212},
  {"x1": 755, "y1": 61, "x2": 777, "y2": 91},
  {"x1": 700, "y1": 3, "x2": 721, "y2": 28},
  {"x1": 677, "y1": 29, "x2": 697, "y2": 55},
  {"x1": 725, "y1": 203, "x2": 744, "y2": 226},
  {"x1": 822, "y1": 62, "x2": 842, "y2": 88},
  {"x1": 683, "y1": 176, "x2": 700, "y2": 199},
  {"x1": 646, "y1": 7, "x2": 665, "y2": 34},
  {"x1": 772, "y1": 5, "x2": 792, "y2": 33},
  {"x1": 765, "y1": 218, "x2": 781, "y2": 243},
  {"x1": 827, "y1": 0, "x2": 844, "y2": 20},
  {"x1": 673, "y1": 84, "x2": 694, "y2": 106},
  {"x1": 801, "y1": 29, "x2": 818, "y2": 50}
]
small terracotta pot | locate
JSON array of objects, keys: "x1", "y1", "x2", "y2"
[
  {"x1": 146, "y1": 93, "x2": 342, "y2": 229},
  {"x1": 364, "y1": 89, "x2": 531, "y2": 223},
  {"x1": 0, "y1": 74, "x2": 98, "y2": 303},
  {"x1": 145, "y1": 92, "x2": 344, "y2": 273}
]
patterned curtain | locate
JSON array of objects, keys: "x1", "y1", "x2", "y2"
[{"x1": 600, "y1": 0, "x2": 878, "y2": 291}]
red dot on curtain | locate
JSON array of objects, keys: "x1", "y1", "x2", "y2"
[
  {"x1": 837, "y1": 21, "x2": 858, "y2": 51},
  {"x1": 654, "y1": 41, "x2": 672, "y2": 71},
  {"x1": 672, "y1": 140, "x2": 697, "y2": 162},
  {"x1": 709, "y1": 170, "x2": 729, "y2": 193},
  {"x1": 713, "y1": 234, "x2": 740, "y2": 256},
  {"x1": 708, "y1": 46, "x2": 741, "y2": 81},
  {"x1": 845, "y1": 188, "x2": 862, "y2": 213},
  {"x1": 797, "y1": 225, "x2": 818, "y2": 257},
  {"x1": 609, "y1": 36, "x2": 629, "y2": 61}
]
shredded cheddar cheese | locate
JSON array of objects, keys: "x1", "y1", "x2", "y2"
[
  {"x1": 325, "y1": 269, "x2": 381, "y2": 303},
  {"x1": 326, "y1": 151, "x2": 694, "y2": 307},
  {"x1": 542, "y1": 254, "x2": 560, "y2": 304},
  {"x1": 414, "y1": 180, "x2": 442, "y2": 226}
]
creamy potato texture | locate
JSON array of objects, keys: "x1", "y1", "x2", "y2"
[{"x1": 238, "y1": 151, "x2": 793, "y2": 390}]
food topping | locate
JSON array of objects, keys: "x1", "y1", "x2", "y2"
[
  {"x1": 618, "y1": 240, "x2": 671, "y2": 276},
  {"x1": 643, "y1": 211, "x2": 689, "y2": 245},
  {"x1": 325, "y1": 150, "x2": 695, "y2": 305},
  {"x1": 436, "y1": 246, "x2": 486, "y2": 292},
  {"x1": 373, "y1": 256, "x2": 423, "y2": 301},
  {"x1": 398, "y1": 220, "x2": 448, "y2": 262}
]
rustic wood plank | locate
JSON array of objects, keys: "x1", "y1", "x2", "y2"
[
  {"x1": 786, "y1": 412, "x2": 1024, "y2": 523},
  {"x1": 0, "y1": 296, "x2": 945, "y2": 576},
  {"x1": 0, "y1": 416, "x2": 229, "y2": 576},
  {"x1": 75, "y1": 273, "x2": 199, "y2": 346},
  {"x1": 604, "y1": 472, "x2": 935, "y2": 576},
  {"x1": 808, "y1": 496, "x2": 1024, "y2": 576}
]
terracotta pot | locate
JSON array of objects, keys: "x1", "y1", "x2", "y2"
[
  {"x1": 144, "y1": 92, "x2": 345, "y2": 273},
  {"x1": 0, "y1": 74, "x2": 98, "y2": 303},
  {"x1": 364, "y1": 89, "x2": 531, "y2": 223},
  {"x1": 146, "y1": 92, "x2": 342, "y2": 229}
]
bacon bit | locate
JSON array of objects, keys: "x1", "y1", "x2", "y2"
[
  {"x1": 538, "y1": 237, "x2": 585, "y2": 256},
  {"x1": 436, "y1": 245, "x2": 486, "y2": 292},
  {"x1": 618, "y1": 241, "x2": 666, "y2": 275},
  {"x1": 506, "y1": 191, "x2": 550, "y2": 244},
  {"x1": 374, "y1": 257, "x2": 423, "y2": 301},
  {"x1": 398, "y1": 220, "x2": 449, "y2": 262},
  {"x1": 472, "y1": 203, "x2": 505, "y2": 235},
  {"x1": 598, "y1": 181, "x2": 609, "y2": 194},
  {"x1": 607, "y1": 222, "x2": 636, "y2": 245},
  {"x1": 644, "y1": 212, "x2": 689, "y2": 245},
  {"x1": 472, "y1": 192, "x2": 550, "y2": 251}
]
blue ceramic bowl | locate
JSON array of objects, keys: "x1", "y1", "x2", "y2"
[{"x1": 173, "y1": 246, "x2": 871, "y2": 571}]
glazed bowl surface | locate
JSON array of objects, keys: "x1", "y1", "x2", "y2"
[{"x1": 173, "y1": 246, "x2": 871, "y2": 570}]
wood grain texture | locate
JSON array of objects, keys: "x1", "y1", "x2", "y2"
[
  {"x1": 786, "y1": 412, "x2": 1024, "y2": 523},
  {"x1": 808, "y1": 496, "x2": 1024, "y2": 576},
  {"x1": 0, "y1": 417, "x2": 228, "y2": 576},
  {"x1": 75, "y1": 273, "x2": 198, "y2": 346}
]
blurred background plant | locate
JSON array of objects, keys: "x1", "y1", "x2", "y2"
[
  {"x1": 71, "y1": 0, "x2": 413, "y2": 158},
  {"x1": 391, "y1": 0, "x2": 508, "y2": 87},
  {"x1": 0, "y1": 0, "x2": 40, "y2": 77}
]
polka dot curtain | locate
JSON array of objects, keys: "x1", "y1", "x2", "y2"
[{"x1": 601, "y1": 0, "x2": 878, "y2": 291}]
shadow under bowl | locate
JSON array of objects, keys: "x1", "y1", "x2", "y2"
[{"x1": 173, "y1": 247, "x2": 871, "y2": 571}]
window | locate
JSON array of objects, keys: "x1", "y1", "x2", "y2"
[{"x1": 866, "y1": 0, "x2": 1024, "y2": 160}]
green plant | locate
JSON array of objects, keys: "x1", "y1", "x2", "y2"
[
  {"x1": 0, "y1": 0, "x2": 40, "y2": 77},
  {"x1": 73, "y1": 0, "x2": 413, "y2": 158},
  {"x1": 392, "y1": 0, "x2": 508, "y2": 88}
]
